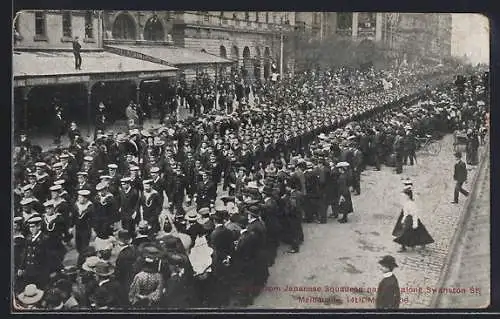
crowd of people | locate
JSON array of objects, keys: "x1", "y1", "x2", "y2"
[{"x1": 12, "y1": 61, "x2": 489, "y2": 310}]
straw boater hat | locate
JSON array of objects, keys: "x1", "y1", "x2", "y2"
[
  {"x1": 82, "y1": 256, "x2": 102, "y2": 272},
  {"x1": 336, "y1": 161, "x2": 350, "y2": 168},
  {"x1": 17, "y1": 284, "x2": 44, "y2": 305},
  {"x1": 184, "y1": 209, "x2": 201, "y2": 222}
]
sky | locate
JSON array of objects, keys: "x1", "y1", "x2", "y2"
[{"x1": 451, "y1": 13, "x2": 489, "y2": 65}]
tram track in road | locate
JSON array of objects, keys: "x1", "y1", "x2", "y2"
[{"x1": 432, "y1": 143, "x2": 490, "y2": 308}]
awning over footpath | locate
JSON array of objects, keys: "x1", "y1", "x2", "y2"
[
  {"x1": 13, "y1": 51, "x2": 178, "y2": 88},
  {"x1": 105, "y1": 45, "x2": 234, "y2": 67}
]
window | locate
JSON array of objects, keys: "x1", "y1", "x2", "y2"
[
  {"x1": 203, "y1": 11, "x2": 209, "y2": 22},
  {"x1": 265, "y1": 12, "x2": 269, "y2": 23},
  {"x1": 337, "y1": 12, "x2": 352, "y2": 29},
  {"x1": 62, "y1": 11, "x2": 72, "y2": 37},
  {"x1": 245, "y1": 12, "x2": 249, "y2": 21},
  {"x1": 35, "y1": 11, "x2": 46, "y2": 36},
  {"x1": 85, "y1": 11, "x2": 93, "y2": 39},
  {"x1": 255, "y1": 12, "x2": 259, "y2": 22}
]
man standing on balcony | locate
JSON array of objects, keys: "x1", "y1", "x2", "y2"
[{"x1": 72, "y1": 36, "x2": 82, "y2": 70}]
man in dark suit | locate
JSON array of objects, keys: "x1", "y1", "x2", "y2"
[
  {"x1": 452, "y1": 151, "x2": 469, "y2": 204},
  {"x1": 206, "y1": 209, "x2": 234, "y2": 307},
  {"x1": 114, "y1": 230, "x2": 140, "y2": 295},
  {"x1": 375, "y1": 255, "x2": 400, "y2": 309},
  {"x1": 90, "y1": 262, "x2": 127, "y2": 308},
  {"x1": 72, "y1": 36, "x2": 82, "y2": 70}
]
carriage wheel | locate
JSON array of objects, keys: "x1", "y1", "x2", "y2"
[{"x1": 427, "y1": 141, "x2": 441, "y2": 156}]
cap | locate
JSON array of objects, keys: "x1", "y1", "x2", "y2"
[
  {"x1": 22, "y1": 184, "x2": 34, "y2": 192},
  {"x1": 120, "y1": 177, "x2": 132, "y2": 183},
  {"x1": 83, "y1": 156, "x2": 93, "y2": 162},
  {"x1": 95, "y1": 183, "x2": 107, "y2": 191},
  {"x1": 20, "y1": 197, "x2": 35, "y2": 205},
  {"x1": 60, "y1": 154, "x2": 69, "y2": 159},
  {"x1": 26, "y1": 215, "x2": 42, "y2": 224},
  {"x1": 49, "y1": 185, "x2": 62, "y2": 191},
  {"x1": 142, "y1": 179, "x2": 153, "y2": 185},
  {"x1": 34, "y1": 162, "x2": 46, "y2": 168},
  {"x1": 77, "y1": 171, "x2": 88, "y2": 177},
  {"x1": 129, "y1": 166, "x2": 139, "y2": 171},
  {"x1": 43, "y1": 199, "x2": 54, "y2": 207},
  {"x1": 150, "y1": 167, "x2": 160, "y2": 173},
  {"x1": 77, "y1": 189, "x2": 91, "y2": 196},
  {"x1": 99, "y1": 175, "x2": 112, "y2": 180},
  {"x1": 54, "y1": 179, "x2": 65, "y2": 185},
  {"x1": 107, "y1": 164, "x2": 118, "y2": 169},
  {"x1": 53, "y1": 162, "x2": 63, "y2": 169}
]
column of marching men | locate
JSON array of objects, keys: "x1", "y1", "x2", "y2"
[{"x1": 12, "y1": 68, "x2": 488, "y2": 310}]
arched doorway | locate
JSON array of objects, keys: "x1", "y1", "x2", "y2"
[
  {"x1": 264, "y1": 47, "x2": 271, "y2": 79},
  {"x1": 242, "y1": 46, "x2": 251, "y2": 79},
  {"x1": 231, "y1": 45, "x2": 239, "y2": 74},
  {"x1": 144, "y1": 15, "x2": 164, "y2": 41},
  {"x1": 219, "y1": 45, "x2": 227, "y2": 58},
  {"x1": 112, "y1": 12, "x2": 137, "y2": 39},
  {"x1": 254, "y1": 47, "x2": 261, "y2": 79}
]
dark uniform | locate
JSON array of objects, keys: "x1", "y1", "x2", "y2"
[
  {"x1": 73, "y1": 201, "x2": 94, "y2": 256},
  {"x1": 196, "y1": 179, "x2": 216, "y2": 211},
  {"x1": 42, "y1": 212, "x2": 67, "y2": 273},
  {"x1": 19, "y1": 228, "x2": 50, "y2": 288},
  {"x1": 139, "y1": 189, "x2": 162, "y2": 233},
  {"x1": 118, "y1": 186, "x2": 140, "y2": 235},
  {"x1": 93, "y1": 192, "x2": 117, "y2": 238}
]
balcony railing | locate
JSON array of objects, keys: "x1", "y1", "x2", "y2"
[
  {"x1": 358, "y1": 28, "x2": 376, "y2": 38},
  {"x1": 336, "y1": 29, "x2": 352, "y2": 36},
  {"x1": 177, "y1": 11, "x2": 293, "y2": 33}
]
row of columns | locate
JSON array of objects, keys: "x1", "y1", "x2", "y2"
[{"x1": 17, "y1": 78, "x2": 144, "y2": 135}]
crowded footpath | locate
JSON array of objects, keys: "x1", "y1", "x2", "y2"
[{"x1": 12, "y1": 62, "x2": 489, "y2": 310}]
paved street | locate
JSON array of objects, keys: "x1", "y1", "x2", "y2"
[
  {"x1": 435, "y1": 150, "x2": 490, "y2": 308},
  {"x1": 249, "y1": 134, "x2": 488, "y2": 309}
]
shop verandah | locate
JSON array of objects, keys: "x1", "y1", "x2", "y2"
[{"x1": 13, "y1": 50, "x2": 178, "y2": 142}]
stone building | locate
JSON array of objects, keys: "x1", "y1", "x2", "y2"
[{"x1": 13, "y1": 10, "x2": 178, "y2": 134}]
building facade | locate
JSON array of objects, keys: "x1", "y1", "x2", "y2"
[
  {"x1": 13, "y1": 10, "x2": 178, "y2": 134},
  {"x1": 170, "y1": 11, "x2": 296, "y2": 80}
]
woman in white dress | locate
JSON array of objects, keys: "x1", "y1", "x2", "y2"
[{"x1": 392, "y1": 180, "x2": 434, "y2": 252}]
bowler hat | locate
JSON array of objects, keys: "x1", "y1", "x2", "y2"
[{"x1": 378, "y1": 255, "x2": 398, "y2": 269}]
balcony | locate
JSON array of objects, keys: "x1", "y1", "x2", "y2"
[
  {"x1": 175, "y1": 11, "x2": 293, "y2": 34},
  {"x1": 336, "y1": 28, "x2": 352, "y2": 37},
  {"x1": 358, "y1": 27, "x2": 376, "y2": 38}
]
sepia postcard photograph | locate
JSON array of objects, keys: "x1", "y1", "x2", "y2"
[{"x1": 11, "y1": 10, "x2": 490, "y2": 311}]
